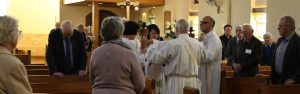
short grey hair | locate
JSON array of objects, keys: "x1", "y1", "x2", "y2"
[
  {"x1": 281, "y1": 16, "x2": 296, "y2": 30},
  {"x1": 0, "y1": 16, "x2": 19, "y2": 46},
  {"x1": 61, "y1": 20, "x2": 73, "y2": 28},
  {"x1": 235, "y1": 25, "x2": 243, "y2": 30},
  {"x1": 176, "y1": 19, "x2": 189, "y2": 33},
  {"x1": 101, "y1": 16, "x2": 124, "y2": 41},
  {"x1": 263, "y1": 32, "x2": 274, "y2": 39},
  {"x1": 242, "y1": 24, "x2": 254, "y2": 32}
]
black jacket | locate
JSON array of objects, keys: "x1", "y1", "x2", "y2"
[
  {"x1": 272, "y1": 33, "x2": 300, "y2": 84},
  {"x1": 226, "y1": 36, "x2": 242, "y2": 66},
  {"x1": 234, "y1": 36, "x2": 263, "y2": 77},
  {"x1": 46, "y1": 29, "x2": 87, "y2": 75},
  {"x1": 220, "y1": 34, "x2": 232, "y2": 60}
]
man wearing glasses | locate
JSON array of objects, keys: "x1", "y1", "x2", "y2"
[{"x1": 198, "y1": 16, "x2": 222, "y2": 94}]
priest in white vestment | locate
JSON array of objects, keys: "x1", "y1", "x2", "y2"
[
  {"x1": 146, "y1": 19, "x2": 205, "y2": 94},
  {"x1": 198, "y1": 16, "x2": 222, "y2": 94}
]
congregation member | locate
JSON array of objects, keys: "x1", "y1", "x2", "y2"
[
  {"x1": 90, "y1": 16, "x2": 145, "y2": 94},
  {"x1": 0, "y1": 16, "x2": 32, "y2": 94},
  {"x1": 46, "y1": 20, "x2": 87, "y2": 78},
  {"x1": 198, "y1": 16, "x2": 222, "y2": 94},
  {"x1": 261, "y1": 32, "x2": 276, "y2": 66},
  {"x1": 145, "y1": 19, "x2": 205, "y2": 94},
  {"x1": 122, "y1": 21, "x2": 145, "y2": 67},
  {"x1": 77, "y1": 24, "x2": 89, "y2": 50},
  {"x1": 50, "y1": 22, "x2": 61, "y2": 32},
  {"x1": 226, "y1": 25, "x2": 243, "y2": 66},
  {"x1": 219, "y1": 24, "x2": 233, "y2": 60},
  {"x1": 233, "y1": 24, "x2": 263, "y2": 77},
  {"x1": 272, "y1": 16, "x2": 300, "y2": 85},
  {"x1": 147, "y1": 24, "x2": 164, "y2": 41}
]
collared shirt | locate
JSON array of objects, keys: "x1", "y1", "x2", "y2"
[
  {"x1": 275, "y1": 32, "x2": 294, "y2": 74},
  {"x1": 63, "y1": 38, "x2": 74, "y2": 67}
]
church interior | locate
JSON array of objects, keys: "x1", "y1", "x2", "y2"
[{"x1": 1, "y1": 0, "x2": 300, "y2": 94}]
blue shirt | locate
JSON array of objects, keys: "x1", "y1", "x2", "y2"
[{"x1": 275, "y1": 33, "x2": 294, "y2": 74}]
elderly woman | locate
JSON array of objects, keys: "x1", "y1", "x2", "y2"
[
  {"x1": 0, "y1": 16, "x2": 32, "y2": 94},
  {"x1": 261, "y1": 32, "x2": 276, "y2": 66},
  {"x1": 90, "y1": 16, "x2": 145, "y2": 94}
]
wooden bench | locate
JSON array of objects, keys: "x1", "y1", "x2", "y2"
[
  {"x1": 183, "y1": 86, "x2": 200, "y2": 94},
  {"x1": 25, "y1": 65, "x2": 48, "y2": 70},
  {"x1": 258, "y1": 76, "x2": 300, "y2": 94},
  {"x1": 27, "y1": 69, "x2": 49, "y2": 75},
  {"x1": 221, "y1": 66, "x2": 271, "y2": 77},
  {"x1": 14, "y1": 50, "x2": 31, "y2": 65},
  {"x1": 29, "y1": 75, "x2": 92, "y2": 94},
  {"x1": 29, "y1": 75, "x2": 155, "y2": 94},
  {"x1": 221, "y1": 69, "x2": 269, "y2": 94}
]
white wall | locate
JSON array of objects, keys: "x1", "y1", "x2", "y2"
[
  {"x1": 231, "y1": 0, "x2": 251, "y2": 32},
  {"x1": 0, "y1": 0, "x2": 9, "y2": 16},
  {"x1": 198, "y1": 0, "x2": 230, "y2": 36},
  {"x1": 267, "y1": 0, "x2": 300, "y2": 39}
]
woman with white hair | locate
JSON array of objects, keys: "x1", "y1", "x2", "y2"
[
  {"x1": 0, "y1": 16, "x2": 32, "y2": 94},
  {"x1": 90, "y1": 16, "x2": 145, "y2": 94},
  {"x1": 262, "y1": 32, "x2": 276, "y2": 66}
]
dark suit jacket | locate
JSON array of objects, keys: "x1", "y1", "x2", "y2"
[
  {"x1": 261, "y1": 43, "x2": 276, "y2": 66},
  {"x1": 46, "y1": 29, "x2": 87, "y2": 75},
  {"x1": 234, "y1": 36, "x2": 263, "y2": 77},
  {"x1": 272, "y1": 33, "x2": 300, "y2": 84},
  {"x1": 226, "y1": 36, "x2": 242, "y2": 66}
]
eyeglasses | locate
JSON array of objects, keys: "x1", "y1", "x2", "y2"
[{"x1": 200, "y1": 21, "x2": 210, "y2": 25}]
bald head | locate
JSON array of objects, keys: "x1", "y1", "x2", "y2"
[
  {"x1": 176, "y1": 19, "x2": 189, "y2": 36},
  {"x1": 200, "y1": 16, "x2": 215, "y2": 34},
  {"x1": 61, "y1": 20, "x2": 73, "y2": 38},
  {"x1": 55, "y1": 22, "x2": 61, "y2": 29}
]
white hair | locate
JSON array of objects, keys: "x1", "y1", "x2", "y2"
[
  {"x1": 176, "y1": 19, "x2": 189, "y2": 33},
  {"x1": 0, "y1": 16, "x2": 19, "y2": 46},
  {"x1": 242, "y1": 24, "x2": 254, "y2": 32},
  {"x1": 263, "y1": 32, "x2": 274, "y2": 39},
  {"x1": 101, "y1": 16, "x2": 124, "y2": 41}
]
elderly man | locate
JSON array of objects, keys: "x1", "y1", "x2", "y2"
[
  {"x1": 219, "y1": 24, "x2": 233, "y2": 60},
  {"x1": 272, "y1": 16, "x2": 300, "y2": 85},
  {"x1": 0, "y1": 16, "x2": 32, "y2": 94},
  {"x1": 46, "y1": 20, "x2": 87, "y2": 78},
  {"x1": 233, "y1": 24, "x2": 263, "y2": 77},
  {"x1": 198, "y1": 16, "x2": 222, "y2": 94},
  {"x1": 90, "y1": 16, "x2": 145, "y2": 94},
  {"x1": 226, "y1": 25, "x2": 243, "y2": 66},
  {"x1": 145, "y1": 19, "x2": 205, "y2": 94},
  {"x1": 261, "y1": 32, "x2": 276, "y2": 66}
]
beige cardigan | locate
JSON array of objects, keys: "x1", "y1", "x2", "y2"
[
  {"x1": 90, "y1": 43, "x2": 145, "y2": 94},
  {"x1": 0, "y1": 46, "x2": 32, "y2": 94}
]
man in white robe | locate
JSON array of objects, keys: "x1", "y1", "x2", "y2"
[
  {"x1": 198, "y1": 16, "x2": 222, "y2": 94},
  {"x1": 146, "y1": 19, "x2": 205, "y2": 94}
]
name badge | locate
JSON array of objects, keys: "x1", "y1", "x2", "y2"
[{"x1": 245, "y1": 49, "x2": 252, "y2": 54}]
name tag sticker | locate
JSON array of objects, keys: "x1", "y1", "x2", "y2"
[{"x1": 245, "y1": 49, "x2": 252, "y2": 54}]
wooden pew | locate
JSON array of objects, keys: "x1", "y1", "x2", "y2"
[
  {"x1": 221, "y1": 66, "x2": 271, "y2": 77},
  {"x1": 25, "y1": 65, "x2": 48, "y2": 70},
  {"x1": 14, "y1": 50, "x2": 31, "y2": 65},
  {"x1": 183, "y1": 86, "x2": 200, "y2": 94},
  {"x1": 29, "y1": 75, "x2": 91, "y2": 94},
  {"x1": 259, "y1": 76, "x2": 300, "y2": 94},
  {"x1": 27, "y1": 69, "x2": 49, "y2": 75},
  {"x1": 221, "y1": 69, "x2": 268, "y2": 94}
]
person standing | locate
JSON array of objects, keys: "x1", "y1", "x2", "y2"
[
  {"x1": 198, "y1": 16, "x2": 222, "y2": 94},
  {"x1": 46, "y1": 20, "x2": 87, "y2": 77},
  {"x1": 272, "y1": 16, "x2": 300, "y2": 85}
]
